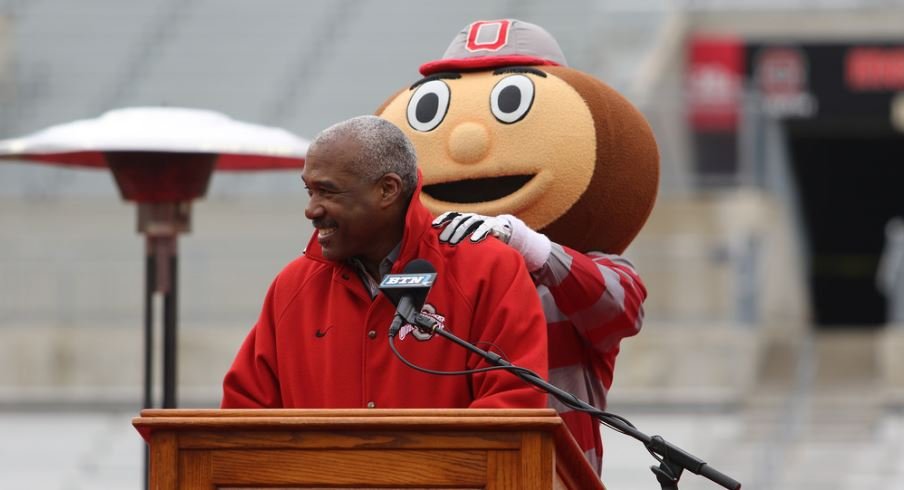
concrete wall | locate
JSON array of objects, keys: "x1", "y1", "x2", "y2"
[{"x1": 0, "y1": 190, "x2": 794, "y2": 408}]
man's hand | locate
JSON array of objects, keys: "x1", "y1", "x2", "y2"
[
  {"x1": 432, "y1": 212, "x2": 513, "y2": 245},
  {"x1": 433, "y1": 212, "x2": 551, "y2": 272}
]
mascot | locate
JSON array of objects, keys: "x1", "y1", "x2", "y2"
[{"x1": 376, "y1": 19, "x2": 659, "y2": 473}]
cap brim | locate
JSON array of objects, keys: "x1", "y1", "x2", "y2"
[{"x1": 419, "y1": 55, "x2": 560, "y2": 76}]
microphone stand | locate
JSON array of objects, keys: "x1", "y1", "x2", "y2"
[{"x1": 400, "y1": 313, "x2": 742, "y2": 490}]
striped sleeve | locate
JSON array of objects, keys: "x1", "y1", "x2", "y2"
[{"x1": 531, "y1": 243, "x2": 647, "y2": 354}]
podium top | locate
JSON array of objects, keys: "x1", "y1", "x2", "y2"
[{"x1": 134, "y1": 407, "x2": 561, "y2": 429}]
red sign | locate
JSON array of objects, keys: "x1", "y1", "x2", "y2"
[
  {"x1": 846, "y1": 48, "x2": 904, "y2": 91},
  {"x1": 687, "y1": 36, "x2": 744, "y2": 131}
]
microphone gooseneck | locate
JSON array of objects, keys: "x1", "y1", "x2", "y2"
[{"x1": 383, "y1": 261, "x2": 742, "y2": 490}]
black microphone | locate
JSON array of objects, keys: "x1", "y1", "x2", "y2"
[{"x1": 379, "y1": 259, "x2": 437, "y2": 338}]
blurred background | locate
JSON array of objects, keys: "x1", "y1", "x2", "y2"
[{"x1": 2, "y1": 0, "x2": 904, "y2": 489}]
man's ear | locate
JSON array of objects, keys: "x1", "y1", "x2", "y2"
[{"x1": 378, "y1": 172, "x2": 404, "y2": 207}]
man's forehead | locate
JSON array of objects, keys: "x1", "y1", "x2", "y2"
[
  {"x1": 302, "y1": 154, "x2": 360, "y2": 184},
  {"x1": 301, "y1": 160, "x2": 337, "y2": 181},
  {"x1": 303, "y1": 131, "x2": 368, "y2": 180}
]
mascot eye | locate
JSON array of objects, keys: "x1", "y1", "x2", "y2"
[
  {"x1": 407, "y1": 80, "x2": 450, "y2": 132},
  {"x1": 490, "y1": 74, "x2": 535, "y2": 124}
]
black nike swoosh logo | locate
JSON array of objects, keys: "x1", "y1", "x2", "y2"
[{"x1": 315, "y1": 328, "x2": 328, "y2": 338}]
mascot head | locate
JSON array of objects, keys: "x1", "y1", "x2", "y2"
[{"x1": 377, "y1": 19, "x2": 659, "y2": 253}]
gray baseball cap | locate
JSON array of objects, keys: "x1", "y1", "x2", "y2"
[{"x1": 420, "y1": 19, "x2": 568, "y2": 75}]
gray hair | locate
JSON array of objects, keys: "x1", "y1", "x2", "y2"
[{"x1": 309, "y1": 115, "x2": 418, "y2": 197}]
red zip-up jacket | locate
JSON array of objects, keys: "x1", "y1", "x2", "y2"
[{"x1": 222, "y1": 184, "x2": 548, "y2": 410}]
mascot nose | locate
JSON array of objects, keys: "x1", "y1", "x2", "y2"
[{"x1": 447, "y1": 122, "x2": 490, "y2": 164}]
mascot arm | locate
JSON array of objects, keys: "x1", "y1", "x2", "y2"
[
  {"x1": 532, "y1": 244, "x2": 647, "y2": 354},
  {"x1": 433, "y1": 212, "x2": 551, "y2": 271}
]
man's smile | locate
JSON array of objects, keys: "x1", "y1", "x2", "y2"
[{"x1": 317, "y1": 227, "x2": 338, "y2": 239}]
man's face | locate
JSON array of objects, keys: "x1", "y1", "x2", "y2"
[{"x1": 302, "y1": 136, "x2": 385, "y2": 263}]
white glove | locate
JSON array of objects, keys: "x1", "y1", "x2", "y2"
[
  {"x1": 432, "y1": 212, "x2": 511, "y2": 245},
  {"x1": 432, "y1": 212, "x2": 551, "y2": 272}
]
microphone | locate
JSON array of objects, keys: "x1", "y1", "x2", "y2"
[{"x1": 379, "y1": 259, "x2": 437, "y2": 338}]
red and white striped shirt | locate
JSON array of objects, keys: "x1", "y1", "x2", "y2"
[{"x1": 532, "y1": 243, "x2": 646, "y2": 474}]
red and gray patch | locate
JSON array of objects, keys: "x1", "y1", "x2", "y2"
[{"x1": 398, "y1": 303, "x2": 446, "y2": 341}]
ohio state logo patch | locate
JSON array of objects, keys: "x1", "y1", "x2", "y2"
[
  {"x1": 398, "y1": 303, "x2": 446, "y2": 341},
  {"x1": 466, "y1": 20, "x2": 511, "y2": 52}
]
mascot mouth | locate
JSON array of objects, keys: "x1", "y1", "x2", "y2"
[{"x1": 423, "y1": 175, "x2": 534, "y2": 203}]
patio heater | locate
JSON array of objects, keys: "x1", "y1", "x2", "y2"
[{"x1": 0, "y1": 107, "x2": 307, "y2": 410}]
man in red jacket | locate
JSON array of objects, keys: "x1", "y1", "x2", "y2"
[{"x1": 222, "y1": 115, "x2": 548, "y2": 410}]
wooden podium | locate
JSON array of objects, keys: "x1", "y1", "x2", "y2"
[{"x1": 133, "y1": 408, "x2": 604, "y2": 490}]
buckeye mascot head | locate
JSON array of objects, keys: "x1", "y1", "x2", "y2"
[{"x1": 376, "y1": 19, "x2": 659, "y2": 254}]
